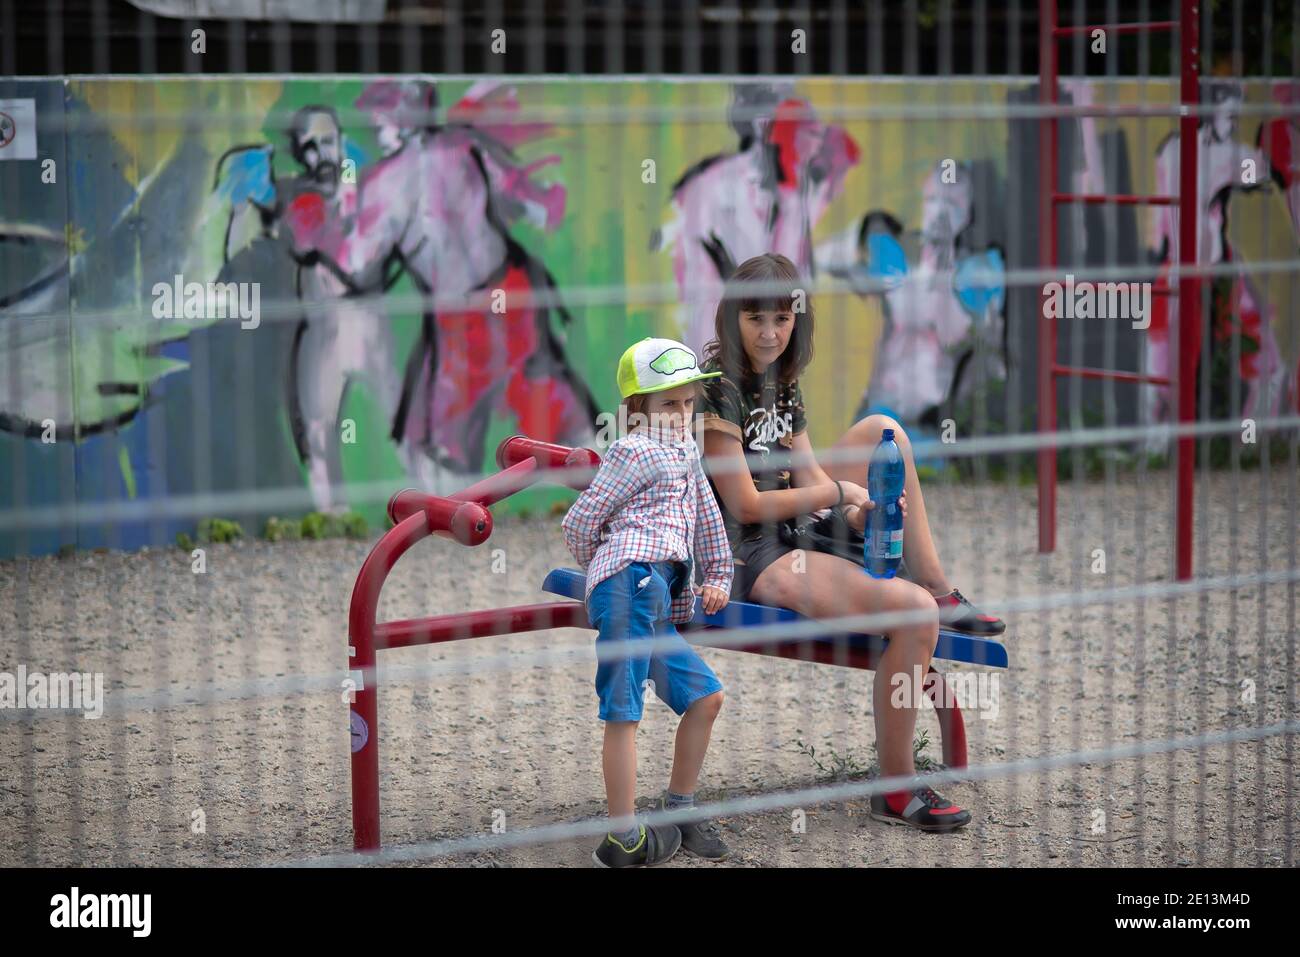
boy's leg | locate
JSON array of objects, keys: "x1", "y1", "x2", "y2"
[
  {"x1": 602, "y1": 721, "x2": 638, "y2": 831},
  {"x1": 589, "y1": 563, "x2": 683, "y2": 867},
  {"x1": 647, "y1": 564, "x2": 729, "y2": 859},
  {"x1": 668, "y1": 691, "x2": 725, "y2": 797},
  {"x1": 591, "y1": 567, "x2": 650, "y2": 831},
  {"x1": 658, "y1": 681, "x2": 729, "y2": 860},
  {"x1": 648, "y1": 565, "x2": 726, "y2": 792}
]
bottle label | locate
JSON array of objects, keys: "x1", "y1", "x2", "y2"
[{"x1": 871, "y1": 529, "x2": 904, "y2": 560}]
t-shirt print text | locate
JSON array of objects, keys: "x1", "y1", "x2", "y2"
[{"x1": 744, "y1": 406, "x2": 793, "y2": 453}]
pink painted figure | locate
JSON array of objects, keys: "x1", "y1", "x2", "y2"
[
  {"x1": 654, "y1": 84, "x2": 860, "y2": 354},
  {"x1": 287, "y1": 80, "x2": 598, "y2": 491},
  {"x1": 1143, "y1": 78, "x2": 1296, "y2": 440}
]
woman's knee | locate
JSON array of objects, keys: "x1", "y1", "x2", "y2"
[
  {"x1": 864, "y1": 412, "x2": 901, "y2": 435},
  {"x1": 851, "y1": 412, "x2": 903, "y2": 443},
  {"x1": 841, "y1": 413, "x2": 912, "y2": 465},
  {"x1": 892, "y1": 582, "x2": 939, "y2": 651},
  {"x1": 883, "y1": 579, "x2": 937, "y2": 615}
]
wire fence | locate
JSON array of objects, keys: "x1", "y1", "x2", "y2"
[{"x1": 1, "y1": 0, "x2": 1298, "y2": 868}]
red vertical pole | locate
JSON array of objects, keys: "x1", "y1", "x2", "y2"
[
  {"x1": 348, "y1": 512, "x2": 435, "y2": 851},
  {"x1": 1175, "y1": 0, "x2": 1199, "y2": 580},
  {"x1": 348, "y1": 610, "x2": 381, "y2": 851},
  {"x1": 346, "y1": 441, "x2": 592, "y2": 853},
  {"x1": 1037, "y1": 0, "x2": 1059, "y2": 553}
]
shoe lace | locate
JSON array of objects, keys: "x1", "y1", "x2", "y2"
[
  {"x1": 916, "y1": 786, "x2": 950, "y2": 809},
  {"x1": 694, "y1": 818, "x2": 721, "y2": 837}
]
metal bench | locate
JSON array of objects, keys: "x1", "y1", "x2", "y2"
[
  {"x1": 542, "y1": 566, "x2": 1008, "y2": 774},
  {"x1": 347, "y1": 434, "x2": 1009, "y2": 852}
]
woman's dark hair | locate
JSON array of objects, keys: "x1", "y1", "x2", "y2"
[{"x1": 702, "y1": 252, "x2": 814, "y2": 386}]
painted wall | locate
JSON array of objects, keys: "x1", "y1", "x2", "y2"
[{"x1": 1, "y1": 76, "x2": 1297, "y2": 557}]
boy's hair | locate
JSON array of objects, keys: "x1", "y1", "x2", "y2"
[
  {"x1": 623, "y1": 392, "x2": 650, "y2": 418},
  {"x1": 701, "y1": 252, "x2": 815, "y2": 387},
  {"x1": 620, "y1": 383, "x2": 701, "y2": 425}
]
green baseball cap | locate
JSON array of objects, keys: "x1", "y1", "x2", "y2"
[{"x1": 616, "y1": 337, "x2": 722, "y2": 399}]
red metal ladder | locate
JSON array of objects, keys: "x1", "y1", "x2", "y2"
[{"x1": 1036, "y1": 0, "x2": 1200, "y2": 580}]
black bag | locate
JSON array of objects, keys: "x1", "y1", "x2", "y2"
[{"x1": 777, "y1": 506, "x2": 868, "y2": 566}]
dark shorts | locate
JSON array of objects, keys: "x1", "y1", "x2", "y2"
[
  {"x1": 730, "y1": 530, "x2": 906, "y2": 602},
  {"x1": 730, "y1": 535, "x2": 797, "y2": 601}
]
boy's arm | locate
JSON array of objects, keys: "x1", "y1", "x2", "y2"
[
  {"x1": 691, "y1": 455, "x2": 734, "y2": 594},
  {"x1": 561, "y1": 441, "x2": 643, "y2": 568}
]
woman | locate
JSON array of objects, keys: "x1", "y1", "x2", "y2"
[{"x1": 696, "y1": 252, "x2": 1004, "y2": 832}]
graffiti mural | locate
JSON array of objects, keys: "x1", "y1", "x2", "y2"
[
  {"x1": 1, "y1": 76, "x2": 1296, "y2": 558},
  {"x1": 653, "y1": 82, "x2": 860, "y2": 356},
  {"x1": 317, "y1": 80, "x2": 600, "y2": 490},
  {"x1": 816, "y1": 159, "x2": 1007, "y2": 429},
  {"x1": 211, "y1": 80, "x2": 599, "y2": 508},
  {"x1": 1144, "y1": 76, "x2": 1300, "y2": 437},
  {"x1": 656, "y1": 83, "x2": 1008, "y2": 436}
]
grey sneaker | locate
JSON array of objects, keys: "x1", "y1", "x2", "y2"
[
  {"x1": 660, "y1": 797, "x2": 731, "y2": 860},
  {"x1": 592, "y1": 823, "x2": 682, "y2": 868}
]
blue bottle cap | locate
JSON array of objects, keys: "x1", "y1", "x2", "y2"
[{"x1": 881, "y1": 428, "x2": 895, "y2": 441}]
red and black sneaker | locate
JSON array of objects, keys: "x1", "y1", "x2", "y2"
[
  {"x1": 870, "y1": 787, "x2": 971, "y2": 832},
  {"x1": 934, "y1": 588, "x2": 1005, "y2": 636}
]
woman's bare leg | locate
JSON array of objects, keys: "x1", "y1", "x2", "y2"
[
  {"x1": 823, "y1": 413, "x2": 951, "y2": 596},
  {"x1": 750, "y1": 550, "x2": 939, "y2": 778}
]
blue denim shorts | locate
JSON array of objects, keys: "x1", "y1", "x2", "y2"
[{"x1": 588, "y1": 560, "x2": 724, "y2": 722}]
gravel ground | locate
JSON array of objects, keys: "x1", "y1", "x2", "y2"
[{"x1": 1, "y1": 464, "x2": 1297, "y2": 868}]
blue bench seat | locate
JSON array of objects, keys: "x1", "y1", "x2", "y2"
[{"x1": 541, "y1": 567, "x2": 1008, "y2": 669}]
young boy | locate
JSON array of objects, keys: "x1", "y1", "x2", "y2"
[{"x1": 562, "y1": 337, "x2": 734, "y2": 867}]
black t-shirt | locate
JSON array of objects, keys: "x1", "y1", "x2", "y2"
[{"x1": 696, "y1": 357, "x2": 808, "y2": 549}]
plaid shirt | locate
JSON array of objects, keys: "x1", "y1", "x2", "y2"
[{"x1": 562, "y1": 424, "x2": 733, "y2": 623}]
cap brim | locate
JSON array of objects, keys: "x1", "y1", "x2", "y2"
[{"x1": 627, "y1": 370, "x2": 723, "y2": 396}]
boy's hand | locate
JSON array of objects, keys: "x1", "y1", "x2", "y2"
[{"x1": 694, "y1": 584, "x2": 729, "y2": 615}]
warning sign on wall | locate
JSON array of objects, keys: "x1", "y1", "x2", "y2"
[{"x1": 0, "y1": 99, "x2": 37, "y2": 160}]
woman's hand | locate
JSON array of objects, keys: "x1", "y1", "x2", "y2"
[
  {"x1": 694, "y1": 584, "x2": 730, "y2": 615},
  {"x1": 837, "y1": 480, "x2": 871, "y2": 511},
  {"x1": 842, "y1": 487, "x2": 906, "y2": 532}
]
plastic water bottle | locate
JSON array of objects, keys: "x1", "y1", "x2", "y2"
[{"x1": 865, "y1": 428, "x2": 905, "y2": 579}]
